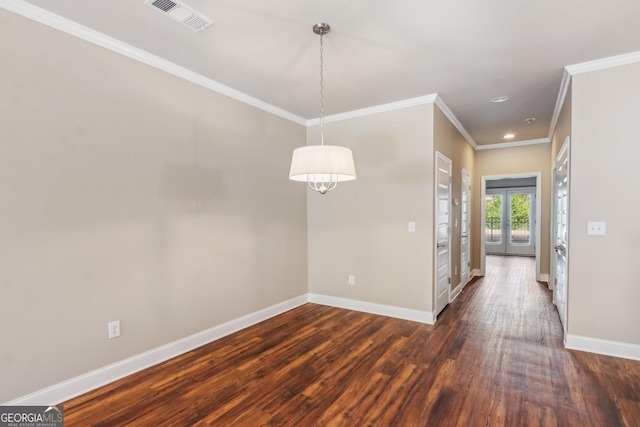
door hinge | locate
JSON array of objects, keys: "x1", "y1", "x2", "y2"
[{"x1": 448, "y1": 277, "x2": 451, "y2": 284}]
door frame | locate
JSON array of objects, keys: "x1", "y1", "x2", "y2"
[
  {"x1": 433, "y1": 151, "x2": 452, "y2": 319},
  {"x1": 551, "y1": 136, "x2": 570, "y2": 336},
  {"x1": 480, "y1": 172, "x2": 543, "y2": 280},
  {"x1": 485, "y1": 187, "x2": 536, "y2": 256},
  {"x1": 459, "y1": 168, "x2": 472, "y2": 290},
  {"x1": 550, "y1": 167, "x2": 557, "y2": 292}
]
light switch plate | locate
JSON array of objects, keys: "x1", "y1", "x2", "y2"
[
  {"x1": 408, "y1": 222, "x2": 416, "y2": 233},
  {"x1": 587, "y1": 221, "x2": 606, "y2": 236}
]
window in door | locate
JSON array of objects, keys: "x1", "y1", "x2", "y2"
[{"x1": 485, "y1": 188, "x2": 535, "y2": 256}]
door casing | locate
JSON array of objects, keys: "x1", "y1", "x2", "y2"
[
  {"x1": 551, "y1": 137, "x2": 570, "y2": 337},
  {"x1": 434, "y1": 152, "x2": 452, "y2": 318},
  {"x1": 485, "y1": 187, "x2": 536, "y2": 256},
  {"x1": 479, "y1": 173, "x2": 543, "y2": 280},
  {"x1": 460, "y1": 169, "x2": 472, "y2": 288}
]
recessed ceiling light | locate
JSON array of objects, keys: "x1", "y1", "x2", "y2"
[
  {"x1": 491, "y1": 96, "x2": 509, "y2": 103},
  {"x1": 525, "y1": 117, "x2": 536, "y2": 124},
  {"x1": 504, "y1": 133, "x2": 515, "y2": 139}
]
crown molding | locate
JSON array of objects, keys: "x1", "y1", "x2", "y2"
[
  {"x1": 306, "y1": 94, "x2": 478, "y2": 151},
  {"x1": 434, "y1": 96, "x2": 478, "y2": 150},
  {"x1": 307, "y1": 94, "x2": 438, "y2": 126},
  {"x1": 548, "y1": 50, "x2": 640, "y2": 140},
  {"x1": 0, "y1": 0, "x2": 308, "y2": 126},
  {"x1": 548, "y1": 69, "x2": 572, "y2": 140},
  {"x1": 565, "y1": 50, "x2": 640, "y2": 75},
  {"x1": 475, "y1": 137, "x2": 550, "y2": 151}
]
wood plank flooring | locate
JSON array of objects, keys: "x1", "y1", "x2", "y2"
[{"x1": 61, "y1": 256, "x2": 640, "y2": 426}]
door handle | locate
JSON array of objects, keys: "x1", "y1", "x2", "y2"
[
  {"x1": 554, "y1": 245, "x2": 565, "y2": 252},
  {"x1": 437, "y1": 243, "x2": 446, "y2": 248}
]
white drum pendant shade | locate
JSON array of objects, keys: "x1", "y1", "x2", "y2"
[
  {"x1": 289, "y1": 23, "x2": 356, "y2": 194},
  {"x1": 289, "y1": 145, "x2": 356, "y2": 182}
]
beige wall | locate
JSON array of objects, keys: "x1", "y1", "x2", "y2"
[
  {"x1": 307, "y1": 104, "x2": 435, "y2": 312},
  {"x1": 473, "y1": 144, "x2": 552, "y2": 275},
  {"x1": 434, "y1": 106, "x2": 476, "y2": 288},
  {"x1": 551, "y1": 82, "x2": 572, "y2": 160},
  {"x1": 0, "y1": 12, "x2": 307, "y2": 402},
  {"x1": 569, "y1": 62, "x2": 640, "y2": 344}
]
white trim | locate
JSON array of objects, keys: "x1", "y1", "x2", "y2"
[
  {"x1": 534, "y1": 179, "x2": 542, "y2": 281},
  {"x1": 553, "y1": 137, "x2": 571, "y2": 335},
  {"x1": 434, "y1": 96, "x2": 478, "y2": 149},
  {"x1": 0, "y1": 0, "x2": 307, "y2": 126},
  {"x1": 480, "y1": 173, "x2": 542, "y2": 279},
  {"x1": 565, "y1": 334, "x2": 640, "y2": 361},
  {"x1": 307, "y1": 94, "x2": 478, "y2": 151},
  {"x1": 549, "y1": 51, "x2": 640, "y2": 140},
  {"x1": 471, "y1": 269, "x2": 482, "y2": 278},
  {"x1": 460, "y1": 168, "x2": 472, "y2": 289},
  {"x1": 434, "y1": 152, "x2": 453, "y2": 318},
  {"x1": 565, "y1": 50, "x2": 640, "y2": 75},
  {"x1": 476, "y1": 138, "x2": 550, "y2": 151},
  {"x1": 308, "y1": 293, "x2": 435, "y2": 325},
  {"x1": 307, "y1": 94, "x2": 438, "y2": 126},
  {"x1": 3, "y1": 295, "x2": 308, "y2": 406},
  {"x1": 450, "y1": 282, "x2": 463, "y2": 302},
  {"x1": 538, "y1": 273, "x2": 549, "y2": 283},
  {"x1": 548, "y1": 69, "x2": 572, "y2": 140}
]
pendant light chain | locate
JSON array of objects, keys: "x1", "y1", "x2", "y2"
[
  {"x1": 319, "y1": 29, "x2": 325, "y2": 146},
  {"x1": 288, "y1": 23, "x2": 356, "y2": 194}
]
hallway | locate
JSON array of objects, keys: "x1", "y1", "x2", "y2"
[
  {"x1": 472, "y1": 255, "x2": 640, "y2": 426},
  {"x1": 62, "y1": 257, "x2": 640, "y2": 426}
]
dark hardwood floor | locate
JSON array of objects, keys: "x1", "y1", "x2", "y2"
[{"x1": 62, "y1": 256, "x2": 640, "y2": 426}]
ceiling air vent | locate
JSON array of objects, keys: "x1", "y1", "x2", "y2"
[{"x1": 145, "y1": 0, "x2": 213, "y2": 32}]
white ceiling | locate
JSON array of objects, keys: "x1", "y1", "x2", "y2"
[{"x1": 10, "y1": 0, "x2": 640, "y2": 145}]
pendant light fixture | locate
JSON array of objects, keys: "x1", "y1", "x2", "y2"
[{"x1": 289, "y1": 23, "x2": 356, "y2": 194}]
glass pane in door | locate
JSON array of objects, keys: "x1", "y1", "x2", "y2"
[
  {"x1": 509, "y1": 192, "x2": 531, "y2": 244},
  {"x1": 485, "y1": 194, "x2": 502, "y2": 243}
]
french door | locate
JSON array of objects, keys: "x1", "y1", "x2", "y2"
[{"x1": 485, "y1": 188, "x2": 535, "y2": 256}]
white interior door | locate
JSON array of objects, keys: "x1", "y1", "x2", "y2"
[
  {"x1": 435, "y1": 152, "x2": 452, "y2": 317},
  {"x1": 553, "y1": 139, "x2": 570, "y2": 333},
  {"x1": 460, "y1": 169, "x2": 471, "y2": 286}
]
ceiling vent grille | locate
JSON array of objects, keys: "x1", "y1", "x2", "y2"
[
  {"x1": 145, "y1": 0, "x2": 213, "y2": 32},
  {"x1": 151, "y1": 0, "x2": 176, "y2": 12}
]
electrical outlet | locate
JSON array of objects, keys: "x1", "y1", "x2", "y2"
[
  {"x1": 348, "y1": 275, "x2": 355, "y2": 285},
  {"x1": 108, "y1": 320, "x2": 120, "y2": 339},
  {"x1": 587, "y1": 221, "x2": 606, "y2": 236}
]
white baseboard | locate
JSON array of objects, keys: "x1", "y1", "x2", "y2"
[
  {"x1": 308, "y1": 293, "x2": 435, "y2": 325},
  {"x1": 471, "y1": 269, "x2": 482, "y2": 278},
  {"x1": 3, "y1": 295, "x2": 308, "y2": 406},
  {"x1": 6, "y1": 293, "x2": 434, "y2": 405},
  {"x1": 537, "y1": 273, "x2": 549, "y2": 283},
  {"x1": 450, "y1": 282, "x2": 463, "y2": 302},
  {"x1": 565, "y1": 334, "x2": 640, "y2": 361}
]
